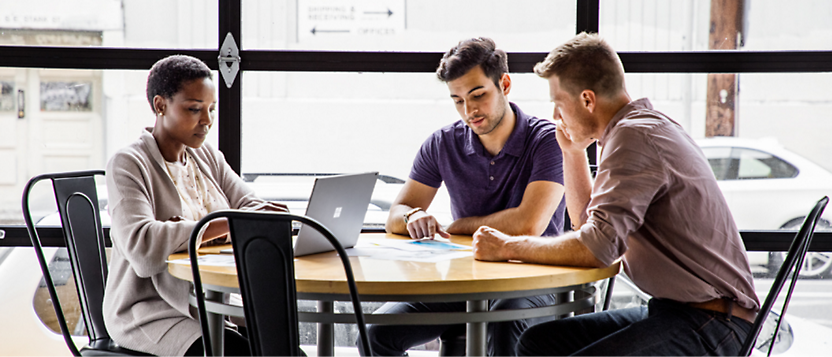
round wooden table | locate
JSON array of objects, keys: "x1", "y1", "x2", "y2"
[{"x1": 168, "y1": 233, "x2": 620, "y2": 356}]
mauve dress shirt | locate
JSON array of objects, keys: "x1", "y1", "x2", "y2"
[
  {"x1": 410, "y1": 102, "x2": 566, "y2": 236},
  {"x1": 577, "y1": 98, "x2": 760, "y2": 311}
]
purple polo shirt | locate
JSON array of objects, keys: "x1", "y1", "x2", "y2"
[{"x1": 410, "y1": 102, "x2": 565, "y2": 236}]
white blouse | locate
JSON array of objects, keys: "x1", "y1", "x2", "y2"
[{"x1": 164, "y1": 152, "x2": 229, "y2": 222}]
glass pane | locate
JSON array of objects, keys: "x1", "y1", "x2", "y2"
[
  {"x1": 701, "y1": 147, "x2": 736, "y2": 180},
  {"x1": 240, "y1": 70, "x2": 552, "y2": 227},
  {"x1": 40, "y1": 81, "x2": 93, "y2": 111},
  {"x1": 242, "y1": 0, "x2": 576, "y2": 51},
  {"x1": 736, "y1": 148, "x2": 797, "y2": 180},
  {"x1": 737, "y1": 148, "x2": 773, "y2": 179},
  {"x1": 0, "y1": 0, "x2": 218, "y2": 49},
  {"x1": 600, "y1": 0, "x2": 703, "y2": 51},
  {"x1": 600, "y1": 0, "x2": 832, "y2": 51},
  {"x1": 0, "y1": 67, "x2": 221, "y2": 226},
  {"x1": 625, "y1": 71, "x2": 832, "y2": 232}
]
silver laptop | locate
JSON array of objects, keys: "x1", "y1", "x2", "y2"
[{"x1": 293, "y1": 172, "x2": 378, "y2": 257}]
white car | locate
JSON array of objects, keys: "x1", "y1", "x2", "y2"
[{"x1": 697, "y1": 137, "x2": 832, "y2": 278}]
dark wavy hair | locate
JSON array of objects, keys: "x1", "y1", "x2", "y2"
[
  {"x1": 146, "y1": 55, "x2": 212, "y2": 113},
  {"x1": 436, "y1": 37, "x2": 508, "y2": 86}
]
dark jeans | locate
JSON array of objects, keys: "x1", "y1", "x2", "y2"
[
  {"x1": 516, "y1": 298, "x2": 753, "y2": 356},
  {"x1": 185, "y1": 328, "x2": 251, "y2": 356},
  {"x1": 358, "y1": 294, "x2": 558, "y2": 356}
]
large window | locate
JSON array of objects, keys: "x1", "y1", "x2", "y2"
[
  {"x1": 2, "y1": 0, "x2": 832, "y2": 355},
  {"x1": 0, "y1": 0, "x2": 218, "y2": 49},
  {"x1": 600, "y1": 0, "x2": 832, "y2": 52},
  {"x1": 242, "y1": 0, "x2": 577, "y2": 51}
]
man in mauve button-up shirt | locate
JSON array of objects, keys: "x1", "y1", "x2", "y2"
[{"x1": 473, "y1": 32, "x2": 760, "y2": 356}]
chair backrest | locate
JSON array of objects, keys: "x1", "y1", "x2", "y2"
[
  {"x1": 189, "y1": 210, "x2": 372, "y2": 356},
  {"x1": 22, "y1": 170, "x2": 109, "y2": 357},
  {"x1": 231, "y1": 213, "x2": 299, "y2": 356},
  {"x1": 739, "y1": 196, "x2": 829, "y2": 356}
]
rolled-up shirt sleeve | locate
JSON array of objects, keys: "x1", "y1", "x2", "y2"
[
  {"x1": 577, "y1": 127, "x2": 668, "y2": 266},
  {"x1": 529, "y1": 127, "x2": 564, "y2": 185}
]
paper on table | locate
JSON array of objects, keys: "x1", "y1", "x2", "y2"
[
  {"x1": 359, "y1": 238, "x2": 471, "y2": 252},
  {"x1": 350, "y1": 238, "x2": 472, "y2": 262},
  {"x1": 172, "y1": 238, "x2": 472, "y2": 264},
  {"x1": 344, "y1": 247, "x2": 388, "y2": 256},
  {"x1": 369, "y1": 249, "x2": 472, "y2": 263},
  {"x1": 166, "y1": 254, "x2": 236, "y2": 267}
]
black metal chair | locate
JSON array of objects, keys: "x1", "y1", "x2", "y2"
[
  {"x1": 740, "y1": 196, "x2": 829, "y2": 356},
  {"x1": 22, "y1": 170, "x2": 151, "y2": 356},
  {"x1": 188, "y1": 210, "x2": 372, "y2": 356}
]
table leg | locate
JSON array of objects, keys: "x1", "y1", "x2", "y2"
[
  {"x1": 466, "y1": 300, "x2": 488, "y2": 357},
  {"x1": 317, "y1": 301, "x2": 334, "y2": 357},
  {"x1": 205, "y1": 290, "x2": 225, "y2": 357},
  {"x1": 555, "y1": 291, "x2": 574, "y2": 319}
]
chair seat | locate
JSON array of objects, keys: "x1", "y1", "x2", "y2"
[{"x1": 81, "y1": 339, "x2": 153, "y2": 356}]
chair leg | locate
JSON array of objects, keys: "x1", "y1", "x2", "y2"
[
  {"x1": 438, "y1": 324, "x2": 467, "y2": 356},
  {"x1": 438, "y1": 334, "x2": 466, "y2": 356},
  {"x1": 603, "y1": 276, "x2": 616, "y2": 311}
]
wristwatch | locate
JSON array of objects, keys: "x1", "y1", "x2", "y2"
[{"x1": 403, "y1": 207, "x2": 423, "y2": 224}]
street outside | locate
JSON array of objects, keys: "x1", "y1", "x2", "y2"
[{"x1": 755, "y1": 277, "x2": 832, "y2": 329}]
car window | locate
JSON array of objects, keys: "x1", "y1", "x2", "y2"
[
  {"x1": 736, "y1": 148, "x2": 798, "y2": 180},
  {"x1": 701, "y1": 147, "x2": 738, "y2": 180}
]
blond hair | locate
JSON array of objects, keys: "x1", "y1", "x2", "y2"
[{"x1": 534, "y1": 32, "x2": 625, "y2": 97}]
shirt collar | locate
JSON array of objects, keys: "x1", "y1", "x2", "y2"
[
  {"x1": 598, "y1": 98, "x2": 653, "y2": 147},
  {"x1": 140, "y1": 127, "x2": 167, "y2": 167},
  {"x1": 463, "y1": 102, "x2": 527, "y2": 158}
]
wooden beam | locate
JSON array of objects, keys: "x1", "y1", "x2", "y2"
[{"x1": 706, "y1": 0, "x2": 744, "y2": 137}]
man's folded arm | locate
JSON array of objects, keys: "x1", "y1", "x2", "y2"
[{"x1": 447, "y1": 180, "x2": 564, "y2": 236}]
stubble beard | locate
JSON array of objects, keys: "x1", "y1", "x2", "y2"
[{"x1": 471, "y1": 98, "x2": 508, "y2": 136}]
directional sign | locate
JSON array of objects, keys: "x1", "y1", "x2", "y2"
[{"x1": 298, "y1": 0, "x2": 405, "y2": 43}]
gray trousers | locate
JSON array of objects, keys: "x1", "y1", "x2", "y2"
[{"x1": 357, "y1": 294, "x2": 558, "y2": 356}]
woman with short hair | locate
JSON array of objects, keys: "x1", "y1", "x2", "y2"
[{"x1": 103, "y1": 55, "x2": 284, "y2": 356}]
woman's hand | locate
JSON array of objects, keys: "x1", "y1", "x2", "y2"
[
  {"x1": 167, "y1": 215, "x2": 229, "y2": 246},
  {"x1": 201, "y1": 217, "x2": 230, "y2": 244}
]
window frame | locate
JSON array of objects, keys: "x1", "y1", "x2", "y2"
[{"x1": 1, "y1": 0, "x2": 831, "y2": 251}]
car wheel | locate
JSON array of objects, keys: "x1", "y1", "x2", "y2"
[{"x1": 773, "y1": 218, "x2": 832, "y2": 279}]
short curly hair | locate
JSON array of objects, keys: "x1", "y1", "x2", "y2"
[
  {"x1": 146, "y1": 55, "x2": 212, "y2": 113},
  {"x1": 436, "y1": 37, "x2": 508, "y2": 87}
]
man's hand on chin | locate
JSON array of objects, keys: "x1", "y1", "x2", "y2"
[{"x1": 472, "y1": 226, "x2": 514, "y2": 261}]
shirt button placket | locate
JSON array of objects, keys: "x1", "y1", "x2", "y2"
[{"x1": 488, "y1": 160, "x2": 496, "y2": 187}]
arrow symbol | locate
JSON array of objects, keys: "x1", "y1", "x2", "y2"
[
  {"x1": 311, "y1": 26, "x2": 350, "y2": 35},
  {"x1": 363, "y1": 8, "x2": 393, "y2": 17}
]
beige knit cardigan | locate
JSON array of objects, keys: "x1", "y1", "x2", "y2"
[{"x1": 103, "y1": 128, "x2": 266, "y2": 356}]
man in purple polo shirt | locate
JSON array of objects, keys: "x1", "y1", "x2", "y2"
[{"x1": 360, "y1": 38, "x2": 566, "y2": 357}]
